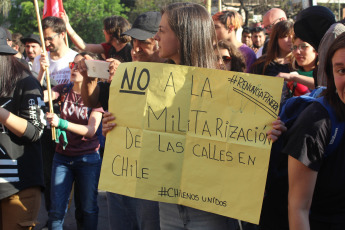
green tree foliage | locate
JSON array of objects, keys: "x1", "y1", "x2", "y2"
[
  {"x1": 0, "y1": 0, "x2": 41, "y2": 34},
  {"x1": 127, "y1": 0, "x2": 205, "y2": 22},
  {"x1": 1, "y1": 0, "x2": 129, "y2": 44},
  {"x1": 63, "y1": 0, "x2": 129, "y2": 43}
]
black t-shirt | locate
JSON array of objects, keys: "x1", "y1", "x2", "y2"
[
  {"x1": 251, "y1": 60, "x2": 290, "y2": 103},
  {"x1": 251, "y1": 59, "x2": 290, "y2": 77},
  {"x1": 282, "y1": 102, "x2": 345, "y2": 224},
  {"x1": 0, "y1": 73, "x2": 45, "y2": 199}
]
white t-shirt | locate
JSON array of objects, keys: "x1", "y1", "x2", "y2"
[
  {"x1": 256, "y1": 46, "x2": 263, "y2": 59},
  {"x1": 32, "y1": 49, "x2": 78, "y2": 85}
]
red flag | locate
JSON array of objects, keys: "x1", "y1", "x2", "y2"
[{"x1": 43, "y1": 0, "x2": 64, "y2": 19}]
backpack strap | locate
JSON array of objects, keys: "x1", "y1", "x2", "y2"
[{"x1": 315, "y1": 96, "x2": 345, "y2": 156}]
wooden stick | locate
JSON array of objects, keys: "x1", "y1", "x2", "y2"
[
  {"x1": 65, "y1": 34, "x2": 69, "y2": 47},
  {"x1": 33, "y1": 0, "x2": 56, "y2": 141}
]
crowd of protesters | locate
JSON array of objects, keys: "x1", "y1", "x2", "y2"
[{"x1": 0, "y1": 2, "x2": 345, "y2": 230}]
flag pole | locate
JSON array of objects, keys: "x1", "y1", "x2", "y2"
[{"x1": 33, "y1": 0, "x2": 56, "y2": 141}]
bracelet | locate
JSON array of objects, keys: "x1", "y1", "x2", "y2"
[{"x1": 58, "y1": 118, "x2": 69, "y2": 130}]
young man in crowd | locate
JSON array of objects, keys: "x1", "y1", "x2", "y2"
[
  {"x1": 20, "y1": 34, "x2": 42, "y2": 71},
  {"x1": 257, "y1": 8, "x2": 287, "y2": 58},
  {"x1": 81, "y1": 11, "x2": 164, "y2": 230},
  {"x1": 251, "y1": 27, "x2": 266, "y2": 56},
  {"x1": 241, "y1": 26, "x2": 253, "y2": 48}
]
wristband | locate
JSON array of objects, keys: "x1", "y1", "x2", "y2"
[{"x1": 58, "y1": 118, "x2": 69, "y2": 130}]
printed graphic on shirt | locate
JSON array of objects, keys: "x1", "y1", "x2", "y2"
[
  {"x1": 62, "y1": 100, "x2": 89, "y2": 120},
  {"x1": 0, "y1": 159, "x2": 19, "y2": 183},
  {"x1": 0, "y1": 97, "x2": 45, "y2": 183},
  {"x1": 51, "y1": 68, "x2": 71, "y2": 85},
  {"x1": 27, "y1": 97, "x2": 45, "y2": 136}
]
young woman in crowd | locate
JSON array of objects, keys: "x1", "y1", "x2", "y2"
[
  {"x1": 42, "y1": 52, "x2": 103, "y2": 230},
  {"x1": 152, "y1": 3, "x2": 233, "y2": 229},
  {"x1": 251, "y1": 20, "x2": 293, "y2": 76},
  {"x1": 215, "y1": 40, "x2": 246, "y2": 72},
  {"x1": 61, "y1": 12, "x2": 132, "y2": 62},
  {"x1": 276, "y1": 35, "x2": 317, "y2": 96},
  {"x1": 251, "y1": 20, "x2": 294, "y2": 102},
  {"x1": 285, "y1": 33, "x2": 345, "y2": 230},
  {"x1": 0, "y1": 27, "x2": 45, "y2": 230},
  {"x1": 212, "y1": 10, "x2": 256, "y2": 73}
]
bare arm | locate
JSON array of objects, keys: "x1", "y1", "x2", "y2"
[
  {"x1": 61, "y1": 11, "x2": 105, "y2": 54},
  {"x1": 37, "y1": 53, "x2": 50, "y2": 86},
  {"x1": 0, "y1": 107, "x2": 27, "y2": 137},
  {"x1": 276, "y1": 72, "x2": 315, "y2": 89},
  {"x1": 46, "y1": 110, "x2": 103, "y2": 138},
  {"x1": 288, "y1": 156, "x2": 317, "y2": 230}
]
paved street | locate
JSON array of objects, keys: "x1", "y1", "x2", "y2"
[{"x1": 36, "y1": 191, "x2": 109, "y2": 230}]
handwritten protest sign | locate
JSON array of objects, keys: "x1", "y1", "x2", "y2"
[{"x1": 98, "y1": 62, "x2": 284, "y2": 224}]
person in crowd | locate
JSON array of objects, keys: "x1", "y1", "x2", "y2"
[
  {"x1": 241, "y1": 26, "x2": 253, "y2": 48},
  {"x1": 11, "y1": 33, "x2": 25, "y2": 59},
  {"x1": 286, "y1": 32, "x2": 345, "y2": 230},
  {"x1": 153, "y1": 4, "x2": 234, "y2": 228},
  {"x1": 34, "y1": 16, "x2": 77, "y2": 221},
  {"x1": 43, "y1": 52, "x2": 103, "y2": 230},
  {"x1": 20, "y1": 34, "x2": 42, "y2": 71},
  {"x1": 276, "y1": 36, "x2": 317, "y2": 96},
  {"x1": 251, "y1": 20, "x2": 293, "y2": 102},
  {"x1": 97, "y1": 11, "x2": 163, "y2": 230},
  {"x1": 251, "y1": 20, "x2": 293, "y2": 76},
  {"x1": 80, "y1": 11, "x2": 165, "y2": 111},
  {"x1": 257, "y1": 8, "x2": 287, "y2": 58},
  {"x1": 212, "y1": 10, "x2": 256, "y2": 73},
  {"x1": 9, "y1": 32, "x2": 30, "y2": 68},
  {"x1": 293, "y1": 6, "x2": 337, "y2": 88},
  {"x1": 61, "y1": 12, "x2": 132, "y2": 62},
  {"x1": 215, "y1": 40, "x2": 246, "y2": 72},
  {"x1": 0, "y1": 27, "x2": 45, "y2": 230},
  {"x1": 251, "y1": 27, "x2": 266, "y2": 54},
  {"x1": 263, "y1": 8, "x2": 287, "y2": 35},
  {"x1": 34, "y1": 16, "x2": 78, "y2": 85}
]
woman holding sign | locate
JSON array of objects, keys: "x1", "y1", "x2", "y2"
[{"x1": 152, "y1": 3, "x2": 233, "y2": 229}]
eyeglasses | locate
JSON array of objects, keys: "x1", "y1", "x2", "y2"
[
  {"x1": 222, "y1": 56, "x2": 232, "y2": 62},
  {"x1": 292, "y1": 43, "x2": 310, "y2": 52},
  {"x1": 264, "y1": 17, "x2": 283, "y2": 31},
  {"x1": 69, "y1": 62, "x2": 78, "y2": 70},
  {"x1": 44, "y1": 33, "x2": 60, "y2": 42}
]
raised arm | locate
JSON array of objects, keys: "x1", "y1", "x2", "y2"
[
  {"x1": 60, "y1": 11, "x2": 105, "y2": 54},
  {"x1": 79, "y1": 55, "x2": 101, "y2": 108}
]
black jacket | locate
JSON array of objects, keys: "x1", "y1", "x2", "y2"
[{"x1": 0, "y1": 73, "x2": 45, "y2": 199}]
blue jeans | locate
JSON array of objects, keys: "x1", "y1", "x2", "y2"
[
  {"x1": 159, "y1": 203, "x2": 231, "y2": 230},
  {"x1": 48, "y1": 152, "x2": 101, "y2": 230},
  {"x1": 106, "y1": 192, "x2": 160, "y2": 230}
]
